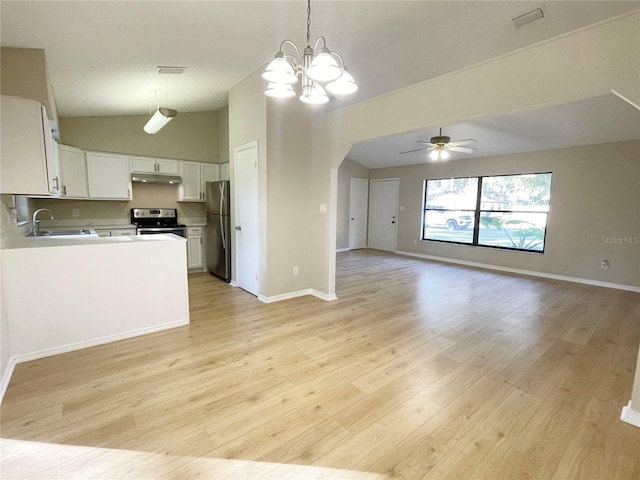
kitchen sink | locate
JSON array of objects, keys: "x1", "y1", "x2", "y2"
[{"x1": 27, "y1": 229, "x2": 96, "y2": 237}]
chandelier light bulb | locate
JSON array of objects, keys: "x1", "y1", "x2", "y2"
[
  {"x1": 440, "y1": 149, "x2": 450, "y2": 160},
  {"x1": 429, "y1": 150, "x2": 440, "y2": 160}
]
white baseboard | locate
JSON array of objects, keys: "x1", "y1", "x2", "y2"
[
  {"x1": 0, "y1": 357, "x2": 17, "y2": 406},
  {"x1": 621, "y1": 401, "x2": 640, "y2": 428},
  {"x1": 258, "y1": 288, "x2": 338, "y2": 303},
  {"x1": 0, "y1": 318, "x2": 189, "y2": 406},
  {"x1": 395, "y1": 250, "x2": 640, "y2": 293},
  {"x1": 336, "y1": 248, "x2": 350, "y2": 253}
]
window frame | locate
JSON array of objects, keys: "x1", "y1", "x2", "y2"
[{"x1": 421, "y1": 172, "x2": 552, "y2": 253}]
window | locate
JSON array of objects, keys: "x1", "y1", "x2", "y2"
[{"x1": 422, "y1": 172, "x2": 552, "y2": 253}]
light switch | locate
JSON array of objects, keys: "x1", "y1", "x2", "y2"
[{"x1": 320, "y1": 204, "x2": 327, "y2": 213}]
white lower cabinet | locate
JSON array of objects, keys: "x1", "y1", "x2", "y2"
[
  {"x1": 86, "y1": 151, "x2": 132, "y2": 199},
  {"x1": 186, "y1": 226, "x2": 204, "y2": 270}
]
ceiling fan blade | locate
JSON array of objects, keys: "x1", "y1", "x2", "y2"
[
  {"x1": 400, "y1": 147, "x2": 431, "y2": 155},
  {"x1": 447, "y1": 139, "x2": 477, "y2": 147},
  {"x1": 416, "y1": 141, "x2": 436, "y2": 146},
  {"x1": 448, "y1": 146, "x2": 476, "y2": 153}
]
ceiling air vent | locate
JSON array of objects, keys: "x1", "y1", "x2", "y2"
[
  {"x1": 157, "y1": 66, "x2": 186, "y2": 75},
  {"x1": 512, "y1": 7, "x2": 544, "y2": 28}
]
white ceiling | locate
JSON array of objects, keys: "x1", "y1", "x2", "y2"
[
  {"x1": 347, "y1": 94, "x2": 640, "y2": 168},
  {"x1": 2, "y1": 1, "x2": 638, "y2": 168}
]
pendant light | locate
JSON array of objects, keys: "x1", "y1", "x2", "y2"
[
  {"x1": 144, "y1": 76, "x2": 178, "y2": 134},
  {"x1": 262, "y1": 0, "x2": 358, "y2": 104}
]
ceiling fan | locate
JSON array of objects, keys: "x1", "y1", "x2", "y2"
[{"x1": 401, "y1": 128, "x2": 477, "y2": 160}]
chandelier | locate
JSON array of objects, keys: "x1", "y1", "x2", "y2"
[{"x1": 262, "y1": 0, "x2": 358, "y2": 105}]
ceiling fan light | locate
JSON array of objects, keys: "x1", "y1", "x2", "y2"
[
  {"x1": 262, "y1": 54, "x2": 298, "y2": 85},
  {"x1": 264, "y1": 83, "x2": 296, "y2": 98},
  {"x1": 326, "y1": 69, "x2": 358, "y2": 95},
  {"x1": 306, "y1": 49, "x2": 342, "y2": 82},
  {"x1": 440, "y1": 149, "x2": 450, "y2": 160},
  {"x1": 143, "y1": 107, "x2": 177, "y2": 134},
  {"x1": 429, "y1": 150, "x2": 440, "y2": 161},
  {"x1": 299, "y1": 84, "x2": 330, "y2": 104}
]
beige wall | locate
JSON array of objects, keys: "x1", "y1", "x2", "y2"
[
  {"x1": 60, "y1": 111, "x2": 221, "y2": 163},
  {"x1": 1, "y1": 47, "x2": 57, "y2": 123},
  {"x1": 310, "y1": 12, "x2": 640, "y2": 297},
  {"x1": 265, "y1": 95, "x2": 313, "y2": 296},
  {"x1": 228, "y1": 68, "x2": 268, "y2": 293},
  {"x1": 337, "y1": 158, "x2": 370, "y2": 250},
  {"x1": 218, "y1": 106, "x2": 230, "y2": 164},
  {"x1": 31, "y1": 184, "x2": 205, "y2": 224},
  {"x1": 370, "y1": 140, "x2": 640, "y2": 288}
]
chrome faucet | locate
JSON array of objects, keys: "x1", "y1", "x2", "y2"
[{"x1": 32, "y1": 208, "x2": 54, "y2": 235}]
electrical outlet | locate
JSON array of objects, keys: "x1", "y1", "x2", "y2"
[
  {"x1": 601, "y1": 260, "x2": 609, "y2": 270},
  {"x1": 293, "y1": 266, "x2": 299, "y2": 276},
  {"x1": 72, "y1": 209, "x2": 80, "y2": 217}
]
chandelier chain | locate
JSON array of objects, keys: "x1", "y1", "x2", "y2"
[{"x1": 306, "y1": 0, "x2": 311, "y2": 46}]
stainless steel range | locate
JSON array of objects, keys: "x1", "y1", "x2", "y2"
[{"x1": 131, "y1": 208, "x2": 186, "y2": 237}]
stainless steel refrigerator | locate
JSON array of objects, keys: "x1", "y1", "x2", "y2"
[{"x1": 206, "y1": 180, "x2": 231, "y2": 282}]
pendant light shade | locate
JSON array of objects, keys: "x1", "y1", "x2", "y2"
[
  {"x1": 306, "y1": 48, "x2": 342, "y2": 82},
  {"x1": 264, "y1": 82, "x2": 296, "y2": 98},
  {"x1": 143, "y1": 107, "x2": 177, "y2": 135},
  {"x1": 299, "y1": 84, "x2": 330, "y2": 105},
  {"x1": 326, "y1": 68, "x2": 358, "y2": 95},
  {"x1": 262, "y1": 53, "x2": 298, "y2": 85}
]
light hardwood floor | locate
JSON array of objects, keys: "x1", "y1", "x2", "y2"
[{"x1": 1, "y1": 249, "x2": 639, "y2": 479}]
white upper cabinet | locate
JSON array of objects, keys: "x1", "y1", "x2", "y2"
[
  {"x1": 219, "y1": 162, "x2": 229, "y2": 181},
  {"x1": 0, "y1": 95, "x2": 59, "y2": 195},
  {"x1": 179, "y1": 161, "x2": 220, "y2": 202},
  {"x1": 131, "y1": 156, "x2": 179, "y2": 174},
  {"x1": 202, "y1": 163, "x2": 220, "y2": 186},
  {"x1": 179, "y1": 161, "x2": 202, "y2": 201},
  {"x1": 58, "y1": 144, "x2": 88, "y2": 198},
  {"x1": 86, "y1": 151, "x2": 132, "y2": 200}
]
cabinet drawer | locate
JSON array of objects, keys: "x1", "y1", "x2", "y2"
[{"x1": 187, "y1": 226, "x2": 203, "y2": 236}]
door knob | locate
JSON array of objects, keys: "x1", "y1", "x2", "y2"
[
  {"x1": 351, "y1": 218, "x2": 354, "y2": 220},
  {"x1": 235, "y1": 226, "x2": 242, "y2": 231},
  {"x1": 391, "y1": 221, "x2": 395, "y2": 224}
]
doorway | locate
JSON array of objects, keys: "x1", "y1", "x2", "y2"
[
  {"x1": 368, "y1": 178, "x2": 399, "y2": 252},
  {"x1": 348, "y1": 178, "x2": 368, "y2": 250},
  {"x1": 233, "y1": 142, "x2": 260, "y2": 296}
]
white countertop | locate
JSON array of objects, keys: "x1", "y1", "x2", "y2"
[{"x1": 4, "y1": 232, "x2": 185, "y2": 250}]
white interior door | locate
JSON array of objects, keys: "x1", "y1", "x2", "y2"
[
  {"x1": 348, "y1": 178, "x2": 368, "y2": 249},
  {"x1": 368, "y1": 178, "x2": 399, "y2": 252},
  {"x1": 234, "y1": 142, "x2": 259, "y2": 296}
]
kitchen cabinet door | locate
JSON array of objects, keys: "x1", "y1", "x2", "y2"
[
  {"x1": 131, "y1": 156, "x2": 157, "y2": 173},
  {"x1": 132, "y1": 156, "x2": 179, "y2": 174},
  {"x1": 156, "y1": 158, "x2": 179, "y2": 174},
  {"x1": 58, "y1": 144, "x2": 88, "y2": 198},
  {"x1": 0, "y1": 95, "x2": 58, "y2": 195},
  {"x1": 201, "y1": 163, "x2": 220, "y2": 187},
  {"x1": 178, "y1": 161, "x2": 202, "y2": 201},
  {"x1": 187, "y1": 227, "x2": 204, "y2": 270},
  {"x1": 219, "y1": 162, "x2": 229, "y2": 181},
  {"x1": 86, "y1": 151, "x2": 132, "y2": 199}
]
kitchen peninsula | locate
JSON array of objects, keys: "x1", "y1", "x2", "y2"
[{"x1": 2, "y1": 232, "x2": 189, "y2": 362}]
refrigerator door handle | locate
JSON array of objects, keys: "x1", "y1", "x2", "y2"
[
  {"x1": 219, "y1": 182, "x2": 226, "y2": 216},
  {"x1": 220, "y1": 215, "x2": 227, "y2": 250}
]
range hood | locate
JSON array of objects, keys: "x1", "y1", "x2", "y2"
[{"x1": 131, "y1": 173, "x2": 182, "y2": 185}]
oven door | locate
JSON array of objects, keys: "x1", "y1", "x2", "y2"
[{"x1": 137, "y1": 227, "x2": 186, "y2": 238}]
